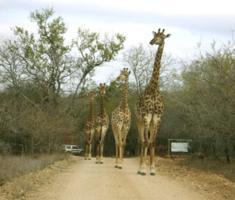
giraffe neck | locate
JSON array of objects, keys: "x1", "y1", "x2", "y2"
[
  {"x1": 146, "y1": 42, "x2": 164, "y2": 92},
  {"x1": 88, "y1": 98, "x2": 94, "y2": 123},
  {"x1": 119, "y1": 79, "x2": 128, "y2": 112},
  {"x1": 99, "y1": 94, "x2": 105, "y2": 118}
]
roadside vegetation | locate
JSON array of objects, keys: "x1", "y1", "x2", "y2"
[
  {"x1": 0, "y1": 7, "x2": 234, "y2": 182},
  {"x1": 157, "y1": 156, "x2": 235, "y2": 200},
  {"x1": 0, "y1": 154, "x2": 67, "y2": 186},
  {"x1": 0, "y1": 8, "x2": 125, "y2": 155}
]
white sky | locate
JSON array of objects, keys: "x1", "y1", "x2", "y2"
[{"x1": 0, "y1": 0, "x2": 234, "y2": 83}]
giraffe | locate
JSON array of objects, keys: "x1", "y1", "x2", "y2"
[
  {"x1": 95, "y1": 83, "x2": 109, "y2": 164},
  {"x1": 84, "y1": 91, "x2": 96, "y2": 160},
  {"x1": 111, "y1": 68, "x2": 131, "y2": 169},
  {"x1": 136, "y1": 28, "x2": 170, "y2": 175}
]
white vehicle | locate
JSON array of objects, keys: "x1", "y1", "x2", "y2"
[{"x1": 63, "y1": 145, "x2": 83, "y2": 155}]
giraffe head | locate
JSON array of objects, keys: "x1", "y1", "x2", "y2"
[
  {"x1": 116, "y1": 68, "x2": 131, "y2": 82},
  {"x1": 150, "y1": 28, "x2": 170, "y2": 45},
  {"x1": 99, "y1": 83, "x2": 106, "y2": 95}
]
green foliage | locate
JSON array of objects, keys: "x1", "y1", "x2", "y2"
[
  {"x1": 70, "y1": 28, "x2": 125, "y2": 106},
  {"x1": 0, "y1": 8, "x2": 125, "y2": 154},
  {"x1": 160, "y1": 43, "x2": 235, "y2": 160},
  {"x1": 0, "y1": 8, "x2": 234, "y2": 161},
  {"x1": 11, "y1": 8, "x2": 71, "y2": 105}
]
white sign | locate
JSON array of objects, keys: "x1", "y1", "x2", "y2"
[{"x1": 171, "y1": 142, "x2": 189, "y2": 152}]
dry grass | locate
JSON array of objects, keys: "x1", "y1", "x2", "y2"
[
  {"x1": 156, "y1": 156, "x2": 235, "y2": 200},
  {"x1": 177, "y1": 157, "x2": 235, "y2": 182},
  {"x1": 0, "y1": 154, "x2": 68, "y2": 186},
  {"x1": 0, "y1": 155, "x2": 74, "y2": 200}
]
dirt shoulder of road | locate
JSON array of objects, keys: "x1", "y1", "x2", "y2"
[
  {"x1": 156, "y1": 156, "x2": 235, "y2": 200},
  {"x1": 0, "y1": 156, "x2": 76, "y2": 200}
]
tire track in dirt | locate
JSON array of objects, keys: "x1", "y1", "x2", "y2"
[{"x1": 27, "y1": 157, "x2": 205, "y2": 200}]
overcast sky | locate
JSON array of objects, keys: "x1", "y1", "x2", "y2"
[{"x1": 0, "y1": 0, "x2": 234, "y2": 83}]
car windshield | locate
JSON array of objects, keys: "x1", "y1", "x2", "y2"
[{"x1": 72, "y1": 146, "x2": 78, "y2": 149}]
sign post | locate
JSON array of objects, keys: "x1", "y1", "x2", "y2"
[{"x1": 168, "y1": 139, "x2": 192, "y2": 156}]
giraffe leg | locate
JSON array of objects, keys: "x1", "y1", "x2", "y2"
[
  {"x1": 96, "y1": 143, "x2": 100, "y2": 164},
  {"x1": 150, "y1": 114, "x2": 161, "y2": 175},
  {"x1": 140, "y1": 144, "x2": 148, "y2": 176},
  {"x1": 99, "y1": 128, "x2": 103, "y2": 164},
  {"x1": 84, "y1": 143, "x2": 86, "y2": 160},
  {"x1": 119, "y1": 136, "x2": 127, "y2": 169},
  {"x1": 139, "y1": 142, "x2": 148, "y2": 175},
  {"x1": 99, "y1": 126, "x2": 107, "y2": 164},
  {"x1": 123, "y1": 142, "x2": 127, "y2": 167},
  {"x1": 100, "y1": 143, "x2": 104, "y2": 164},
  {"x1": 88, "y1": 143, "x2": 92, "y2": 160},
  {"x1": 136, "y1": 119, "x2": 145, "y2": 174},
  {"x1": 118, "y1": 142, "x2": 123, "y2": 169},
  {"x1": 117, "y1": 129, "x2": 123, "y2": 169},
  {"x1": 88, "y1": 130, "x2": 94, "y2": 160},
  {"x1": 96, "y1": 127, "x2": 102, "y2": 164},
  {"x1": 114, "y1": 125, "x2": 122, "y2": 168},
  {"x1": 115, "y1": 143, "x2": 118, "y2": 168},
  {"x1": 120, "y1": 125, "x2": 129, "y2": 169},
  {"x1": 137, "y1": 142, "x2": 144, "y2": 174},
  {"x1": 113, "y1": 126, "x2": 119, "y2": 168},
  {"x1": 149, "y1": 124, "x2": 155, "y2": 174},
  {"x1": 86, "y1": 143, "x2": 88, "y2": 160},
  {"x1": 84, "y1": 143, "x2": 88, "y2": 160},
  {"x1": 121, "y1": 142, "x2": 126, "y2": 169},
  {"x1": 140, "y1": 113, "x2": 152, "y2": 175},
  {"x1": 150, "y1": 144, "x2": 156, "y2": 175}
]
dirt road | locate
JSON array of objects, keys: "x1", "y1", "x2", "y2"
[{"x1": 28, "y1": 157, "x2": 205, "y2": 200}]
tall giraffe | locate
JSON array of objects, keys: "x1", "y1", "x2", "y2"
[
  {"x1": 111, "y1": 68, "x2": 131, "y2": 169},
  {"x1": 95, "y1": 83, "x2": 109, "y2": 164},
  {"x1": 84, "y1": 91, "x2": 96, "y2": 160},
  {"x1": 136, "y1": 28, "x2": 170, "y2": 175}
]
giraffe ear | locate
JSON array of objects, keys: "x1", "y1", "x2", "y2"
[
  {"x1": 152, "y1": 31, "x2": 156, "y2": 36},
  {"x1": 128, "y1": 71, "x2": 131, "y2": 75},
  {"x1": 166, "y1": 34, "x2": 171, "y2": 38}
]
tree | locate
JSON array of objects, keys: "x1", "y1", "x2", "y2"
[
  {"x1": 123, "y1": 44, "x2": 174, "y2": 96},
  {"x1": 0, "y1": 40, "x2": 25, "y2": 89},
  {"x1": 70, "y1": 28, "x2": 125, "y2": 107},
  {"x1": 173, "y1": 42, "x2": 235, "y2": 161},
  {"x1": 9, "y1": 8, "x2": 72, "y2": 105},
  {"x1": 123, "y1": 44, "x2": 154, "y2": 96},
  {"x1": 0, "y1": 8, "x2": 126, "y2": 153}
]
